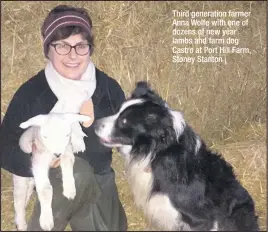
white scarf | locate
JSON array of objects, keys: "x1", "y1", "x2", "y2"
[
  {"x1": 45, "y1": 61, "x2": 96, "y2": 113},
  {"x1": 45, "y1": 61, "x2": 96, "y2": 152}
]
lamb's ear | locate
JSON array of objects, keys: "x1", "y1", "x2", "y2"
[
  {"x1": 64, "y1": 114, "x2": 91, "y2": 124},
  {"x1": 19, "y1": 115, "x2": 48, "y2": 129}
]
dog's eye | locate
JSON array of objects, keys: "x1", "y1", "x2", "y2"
[
  {"x1": 66, "y1": 134, "x2": 70, "y2": 137},
  {"x1": 43, "y1": 135, "x2": 48, "y2": 139},
  {"x1": 118, "y1": 118, "x2": 128, "y2": 127}
]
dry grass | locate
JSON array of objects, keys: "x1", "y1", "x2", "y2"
[
  {"x1": 212, "y1": 142, "x2": 266, "y2": 231},
  {"x1": 1, "y1": 1, "x2": 266, "y2": 231}
]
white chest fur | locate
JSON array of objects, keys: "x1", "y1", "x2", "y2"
[{"x1": 125, "y1": 156, "x2": 190, "y2": 231}]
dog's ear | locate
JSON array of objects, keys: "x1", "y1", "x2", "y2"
[
  {"x1": 131, "y1": 81, "x2": 166, "y2": 106},
  {"x1": 131, "y1": 81, "x2": 151, "y2": 98}
]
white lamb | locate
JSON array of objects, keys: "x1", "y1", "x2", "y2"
[{"x1": 13, "y1": 113, "x2": 90, "y2": 231}]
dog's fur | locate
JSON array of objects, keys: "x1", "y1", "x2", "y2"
[
  {"x1": 94, "y1": 82, "x2": 259, "y2": 231},
  {"x1": 14, "y1": 113, "x2": 90, "y2": 231}
]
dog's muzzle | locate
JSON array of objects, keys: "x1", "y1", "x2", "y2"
[{"x1": 94, "y1": 119, "x2": 105, "y2": 132}]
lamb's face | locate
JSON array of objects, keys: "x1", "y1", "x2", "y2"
[
  {"x1": 20, "y1": 113, "x2": 91, "y2": 156},
  {"x1": 39, "y1": 117, "x2": 72, "y2": 155}
]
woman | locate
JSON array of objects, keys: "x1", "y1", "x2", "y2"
[{"x1": 0, "y1": 5, "x2": 127, "y2": 231}]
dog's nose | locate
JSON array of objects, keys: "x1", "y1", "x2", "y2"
[{"x1": 54, "y1": 153, "x2": 61, "y2": 158}]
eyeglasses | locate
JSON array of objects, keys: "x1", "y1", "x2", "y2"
[{"x1": 50, "y1": 43, "x2": 91, "y2": 56}]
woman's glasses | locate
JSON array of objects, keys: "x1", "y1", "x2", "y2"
[{"x1": 50, "y1": 43, "x2": 91, "y2": 56}]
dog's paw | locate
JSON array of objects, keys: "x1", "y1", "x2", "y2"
[
  {"x1": 63, "y1": 181, "x2": 76, "y2": 200},
  {"x1": 39, "y1": 211, "x2": 54, "y2": 231}
]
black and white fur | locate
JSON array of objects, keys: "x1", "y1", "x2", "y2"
[{"x1": 94, "y1": 82, "x2": 259, "y2": 231}]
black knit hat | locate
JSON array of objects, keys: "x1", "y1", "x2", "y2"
[{"x1": 41, "y1": 10, "x2": 92, "y2": 58}]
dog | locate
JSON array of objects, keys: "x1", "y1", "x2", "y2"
[{"x1": 94, "y1": 81, "x2": 259, "y2": 231}]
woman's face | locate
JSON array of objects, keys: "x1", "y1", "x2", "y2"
[{"x1": 47, "y1": 34, "x2": 91, "y2": 80}]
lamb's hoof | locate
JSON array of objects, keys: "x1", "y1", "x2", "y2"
[
  {"x1": 71, "y1": 136, "x2": 86, "y2": 153},
  {"x1": 72, "y1": 141, "x2": 86, "y2": 153},
  {"x1": 39, "y1": 212, "x2": 54, "y2": 231},
  {"x1": 16, "y1": 223, "x2": 27, "y2": 231},
  {"x1": 63, "y1": 184, "x2": 76, "y2": 200}
]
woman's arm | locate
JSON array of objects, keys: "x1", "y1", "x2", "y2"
[{"x1": 0, "y1": 87, "x2": 34, "y2": 177}]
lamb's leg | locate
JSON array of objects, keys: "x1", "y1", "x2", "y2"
[
  {"x1": 32, "y1": 154, "x2": 54, "y2": 231},
  {"x1": 70, "y1": 123, "x2": 86, "y2": 153},
  {"x1": 60, "y1": 145, "x2": 76, "y2": 200},
  {"x1": 26, "y1": 178, "x2": 35, "y2": 205},
  {"x1": 13, "y1": 174, "x2": 33, "y2": 231},
  {"x1": 19, "y1": 127, "x2": 35, "y2": 154}
]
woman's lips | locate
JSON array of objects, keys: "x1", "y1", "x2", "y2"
[{"x1": 64, "y1": 63, "x2": 80, "y2": 68}]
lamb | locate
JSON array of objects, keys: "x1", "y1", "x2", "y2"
[{"x1": 13, "y1": 113, "x2": 90, "y2": 231}]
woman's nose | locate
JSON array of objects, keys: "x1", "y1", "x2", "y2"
[{"x1": 69, "y1": 47, "x2": 77, "y2": 59}]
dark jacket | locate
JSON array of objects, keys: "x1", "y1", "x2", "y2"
[{"x1": 0, "y1": 68, "x2": 125, "y2": 177}]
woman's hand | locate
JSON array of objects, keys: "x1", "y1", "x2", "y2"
[
  {"x1": 50, "y1": 158, "x2": 61, "y2": 168},
  {"x1": 80, "y1": 99, "x2": 94, "y2": 128}
]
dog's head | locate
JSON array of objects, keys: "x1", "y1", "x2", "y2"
[{"x1": 94, "y1": 81, "x2": 186, "y2": 156}]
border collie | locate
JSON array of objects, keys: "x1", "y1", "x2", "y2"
[{"x1": 94, "y1": 82, "x2": 259, "y2": 231}]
